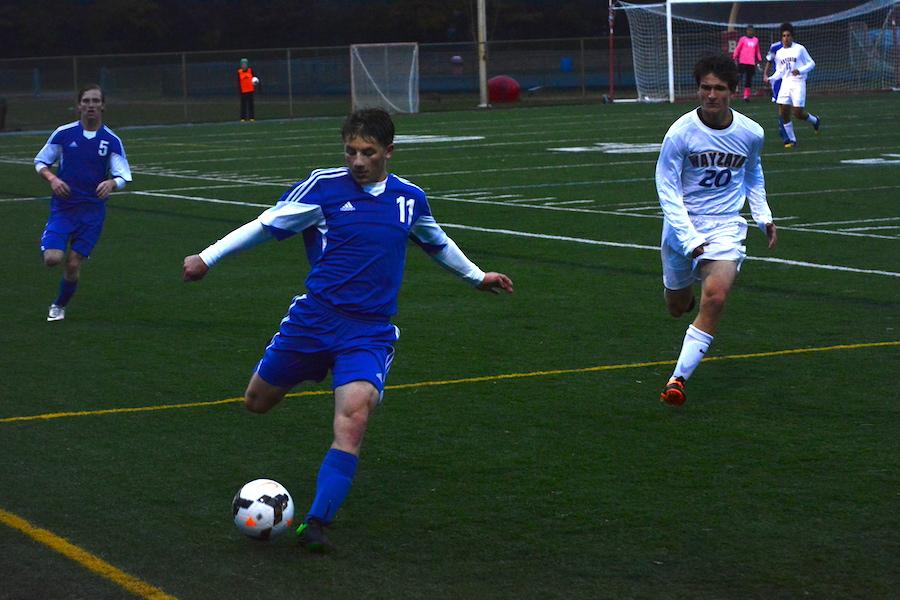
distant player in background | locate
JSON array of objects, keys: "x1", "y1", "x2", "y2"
[
  {"x1": 183, "y1": 108, "x2": 514, "y2": 552},
  {"x1": 237, "y1": 58, "x2": 256, "y2": 122},
  {"x1": 767, "y1": 23, "x2": 821, "y2": 148},
  {"x1": 34, "y1": 84, "x2": 132, "y2": 322},
  {"x1": 732, "y1": 24, "x2": 761, "y2": 102},
  {"x1": 655, "y1": 54, "x2": 777, "y2": 406}
]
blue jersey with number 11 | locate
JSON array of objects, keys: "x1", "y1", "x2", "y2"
[{"x1": 257, "y1": 168, "x2": 446, "y2": 320}]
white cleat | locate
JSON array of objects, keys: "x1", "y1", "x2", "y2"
[{"x1": 47, "y1": 304, "x2": 66, "y2": 322}]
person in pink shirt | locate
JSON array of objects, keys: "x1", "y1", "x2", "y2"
[{"x1": 733, "y1": 25, "x2": 762, "y2": 102}]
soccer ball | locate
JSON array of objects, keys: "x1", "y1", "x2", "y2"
[
  {"x1": 232, "y1": 479, "x2": 294, "y2": 540},
  {"x1": 251, "y1": 76, "x2": 260, "y2": 87}
]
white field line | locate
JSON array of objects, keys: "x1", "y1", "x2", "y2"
[
  {"x1": 0, "y1": 196, "x2": 46, "y2": 203},
  {"x1": 116, "y1": 190, "x2": 899, "y2": 277},
  {"x1": 440, "y1": 223, "x2": 900, "y2": 278},
  {"x1": 839, "y1": 226, "x2": 900, "y2": 232},
  {"x1": 791, "y1": 216, "x2": 900, "y2": 227},
  {"x1": 543, "y1": 200, "x2": 595, "y2": 206}
]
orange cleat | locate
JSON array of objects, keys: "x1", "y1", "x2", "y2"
[{"x1": 660, "y1": 376, "x2": 686, "y2": 406}]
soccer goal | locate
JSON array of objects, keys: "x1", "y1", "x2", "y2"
[
  {"x1": 350, "y1": 42, "x2": 420, "y2": 113},
  {"x1": 617, "y1": 0, "x2": 899, "y2": 102}
]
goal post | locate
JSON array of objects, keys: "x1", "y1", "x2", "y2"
[
  {"x1": 617, "y1": 0, "x2": 899, "y2": 102},
  {"x1": 350, "y1": 42, "x2": 420, "y2": 113}
]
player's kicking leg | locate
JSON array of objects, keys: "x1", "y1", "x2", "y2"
[{"x1": 661, "y1": 260, "x2": 738, "y2": 406}]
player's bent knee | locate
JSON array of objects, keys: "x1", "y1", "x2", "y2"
[{"x1": 43, "y1": 251, "x2": 63, "y2": 267}]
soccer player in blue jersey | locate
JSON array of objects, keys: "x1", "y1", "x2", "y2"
[
  {"x1": 183, "y1": 108, "x2": 514, "y2": 552},
  {"x1": 656, "y1": 54, "x2": 777, "y2": 407},
  {"x1": 34, "y1": 84, "x2": 132, "y2": 321}
]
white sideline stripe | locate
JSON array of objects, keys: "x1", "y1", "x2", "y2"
[
  {"x1": 840, "y1": 226, "x2": 900, "y2": 232},
  {"x1": 778, "y1": 226, "x2": 899, "y2": 240},
  {"x1": 132, "y1": 190, "x2": 270, "y2": 209},
  {"x1": 544, "y1": 200, "x2": 595, "y2": 206},
  {"x1": 440, "y1": 223, "x2": 900, "y2": 278},
  {"x1": 791, "y1": 216, "x2": 900, "y2": 227},
  {"x1": 0, "y1": 196, "x2": 44, "y2": 203}
]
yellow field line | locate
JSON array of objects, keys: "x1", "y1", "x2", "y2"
[
  {"x1": 2, "y1": 340, "x2": 897, "y2": 425},
  {"x1": 0, "y1": 508, "x2": 177, "y2": 600}
]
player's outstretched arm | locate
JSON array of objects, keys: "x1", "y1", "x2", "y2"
[
  {"x1": 183, "y1": 254, "x2": 210, "y2": 281},
  {"x1": 477, "y1": 272, "x2": 514, "y2": 294}
]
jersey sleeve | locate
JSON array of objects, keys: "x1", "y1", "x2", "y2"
[
  {"x1": 744, "y1": 131, "x2": 773, "y2": 227},
  {"x1": 655, "y1": 127, "x2": 706, "y2": 256},
  {"x1": 732, "y1": 38, "x2": 744, "y2": 60},
  {"x1": 797, "y1": 46, "x2": 816, "y2": 75},
  {"x1": 34, "y1": 130, "x2": 62, "y2": 170},
  {"x1": 410, "y1": 215, "x2": 485, "y2": 285},
  {"x1": 257, "y1": 177, "x2": 326, "y2": 240},
  {"x1": 110, "y1": 152, "x2": 132, "y2": 187}
]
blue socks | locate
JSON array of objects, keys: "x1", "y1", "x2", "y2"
[
  {"x1": 55, "y1": 278, "x2": 78, "y2": 307},
  {"x1": 306, "y1": 448, "x2": 358, "y2": 524}
]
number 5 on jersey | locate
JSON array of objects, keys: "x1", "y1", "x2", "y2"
[{"x1": 396, "y1": 196, "x2": 414, "y2": 223}]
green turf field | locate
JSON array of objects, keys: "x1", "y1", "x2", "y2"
[{"x1": 1, "y1": 95, "x2": 898, "y2": 599}]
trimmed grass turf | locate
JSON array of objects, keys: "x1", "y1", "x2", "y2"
[{"x1": 1, "y1": 95, "x2": 898, "y2": 599}]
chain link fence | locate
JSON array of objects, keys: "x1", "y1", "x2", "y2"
[{"x1": 0, "y1": 37, "x2": 635, "y2": 131}]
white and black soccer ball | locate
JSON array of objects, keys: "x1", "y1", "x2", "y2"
[
  {"x1": 251, "y1": 76, "x2": 260, "y2": 87},
  {"x1": 232, "y1": 479, "x2": 294, "y2": 540}
]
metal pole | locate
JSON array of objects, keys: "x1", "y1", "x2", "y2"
[
  {"x1": 287, "y1": 48, "x2": 293, "y2": 118},
  {"x1": 477, "y1": 0, "x2": 489, "y2": 107},
  {"x1": 182, "y1": 52, "x2": 188, "y2": 121},
  {"x1": 666, "y1": 0, "x2": 675, "y2": 102},
  {"x1": 609, "y1": 0, "x2": 615, "y2": 99},
  {"x1": 580, "y1": 38, "x2": 586, "y2": 97}
]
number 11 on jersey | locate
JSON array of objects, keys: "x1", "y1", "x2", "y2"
[{"x1": 396, "y1": 196, "x2": 414, "y2": 223}]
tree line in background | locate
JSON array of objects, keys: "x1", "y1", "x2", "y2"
[{"x1": 2, "y1": 0, "x2": 611, "y2": 58}]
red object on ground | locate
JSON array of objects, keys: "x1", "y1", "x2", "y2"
[{"x1": 488, "y1": 75, "x2": 521, "y2": 103}]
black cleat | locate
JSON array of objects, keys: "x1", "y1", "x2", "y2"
[{"x1": 296, "y1": 518, "x2": 333, "y2": 553}]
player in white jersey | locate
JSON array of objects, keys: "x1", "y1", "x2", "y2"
[
  {"x1": 768, "y1": 23, "x2": 821, "y2": 148},
  {"x1": 183, "y1": 108, "x2": 513, "y2": 552},
  {"x1": 656, "y1": 54, "x2": 778, "y2": 407}
]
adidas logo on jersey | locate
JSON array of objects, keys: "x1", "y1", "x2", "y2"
[
  {"x1": 340, "y1": 202, "x2": 356, "y2": 212},
  {"x1": 69, "y1": 141, "x2": 78, "y2": 148}
]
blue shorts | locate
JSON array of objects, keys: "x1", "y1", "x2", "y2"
[
  {"x1": 40, "y1": 201, "x2": 106, "y2": 257},
  {"x1": 255, "y1": 295, "x2": 399, "y2": 399}
]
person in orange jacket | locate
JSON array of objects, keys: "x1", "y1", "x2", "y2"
[{"x1": 238, "y1": 58, "x2": 256, "y2": 121}]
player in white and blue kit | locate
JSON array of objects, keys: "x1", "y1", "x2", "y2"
[
  {"x1": 34, "y1": 84, "x2": 132, "y2": 321},
  {"x1": 762, "y1": 39, "x2": 789, "y2": 143},
  {"x1": 656, "y1": 54, "x2": 777, "y2": 407},
  {"x1": 767, "y1": 23, "x2": 821, "y2": 148},
  {"x1": 183, "y1": 108, "x2": 514, "y2": 552}
]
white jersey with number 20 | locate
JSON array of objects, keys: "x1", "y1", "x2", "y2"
[{"x1": 655, "y1": 108, "x2": 772, "y2": 257}]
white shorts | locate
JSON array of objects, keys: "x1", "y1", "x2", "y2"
[
  {"x1": 661, "y1": 216, "x2": 748, "y2": 290},
  {"x1": 776, "y1": 78, "x2": 807, "y2": 107}
]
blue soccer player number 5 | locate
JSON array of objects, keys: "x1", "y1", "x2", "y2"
[
  {"x1": 396, "y1": 196, "x2": 414, "y2": 223},
  {"x1": 699, "y1": 169, "x2": 732, "y2": 188},
  {"x1": 98, "y1": 140, "x2": 109, "y2": 156}
]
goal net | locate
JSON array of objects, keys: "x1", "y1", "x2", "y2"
[
  {"x1": 350, "y1": 43, "x2": 420, "y2": 113},
  {"x1": 617, "y1": 0, "x2": 899, "y2": 102}
]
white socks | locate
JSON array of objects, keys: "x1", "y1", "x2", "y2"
[
  {"x1": 783, "y1": 121, "x2": 796, "y2": 142},
  {"x1": 806, "y1": 113, "x2": 819, "y2": 127},
  {"x1": 672, "y1": 324, "x2": 714, "y2": 380}
]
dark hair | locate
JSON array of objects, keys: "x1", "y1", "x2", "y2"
[
  {"x1": 780, "y1": 22, "x2": 794, "y2": 35},
  {"x1": 341, "y1": 108, "x2": 394, "y2": 147},
  {"x1": 693, "y1": 53, "x2": 739, "y2": 92},
  {"x1": 77, "y1": 83, "x2": 104, "y2": 103}
]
